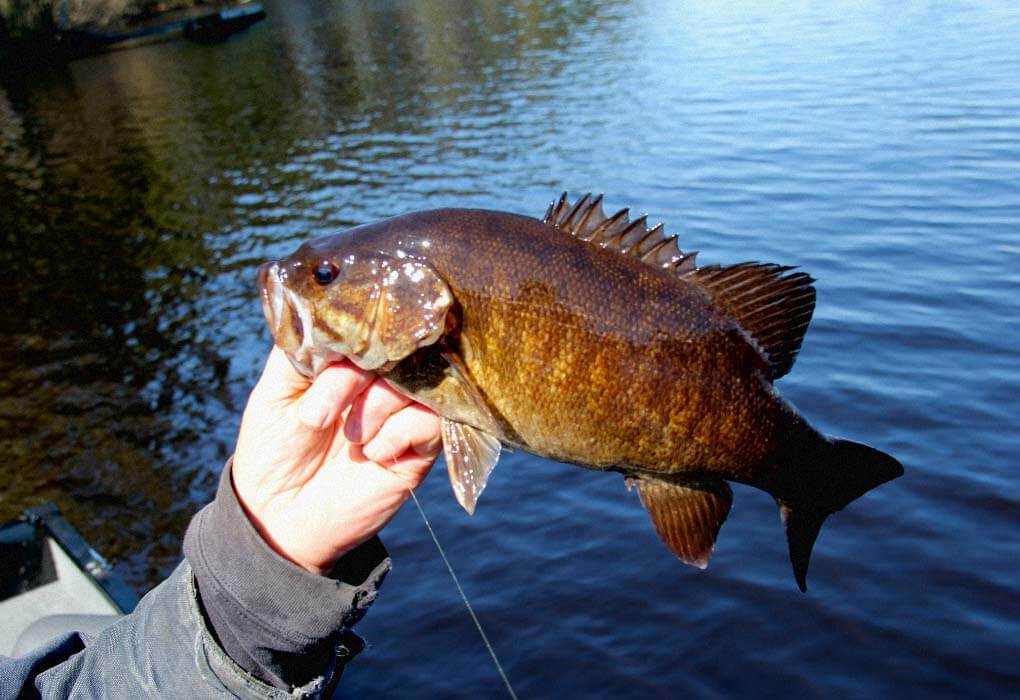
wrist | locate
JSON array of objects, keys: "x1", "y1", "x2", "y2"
[
  {"x1": 232, "y1": 484, "x2": 342, "y2": 575},
  {"x1": 184, "y1": 460, "x2": 392, "y2": 690}
]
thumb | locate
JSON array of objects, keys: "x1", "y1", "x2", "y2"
[{"x1": 255, "y1": 346, "x2": 313, "y2": 399}]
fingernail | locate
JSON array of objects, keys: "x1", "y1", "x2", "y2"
[
  {"x1": 413, "y1": 435, "x2": 443, "y2": 457},
  {"x1": 361, "y1": 441, "x2": 380, "y2": 462},
  {"x1": 344, "y1": 412, "x2": 363, "y2": 443},
  {"x1": 299, "y1": 400, "x2": 329, "y2": 430}
]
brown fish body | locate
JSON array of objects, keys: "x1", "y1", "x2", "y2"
[
  {"x1": 259, "y1": 194, "x2": 902, "y2": 590},
  {"x1": 349, "y1": 209, "x2": 792, "y2": 485}
]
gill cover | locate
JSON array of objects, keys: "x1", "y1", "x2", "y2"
[{"x1": 327, "y1": 256, "x2": 453, "y2": 370}]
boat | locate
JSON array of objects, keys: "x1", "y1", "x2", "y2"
[
  {"x1": 54, "y1": 2, "x2": 266, "y2": 58},
  {"x1": 0, "y1": 503, "x2": 138, "y2": 656}
]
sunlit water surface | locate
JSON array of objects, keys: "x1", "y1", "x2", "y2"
[{"x1": 1, "y1": 1, "x2": 1017, "y2": 696}]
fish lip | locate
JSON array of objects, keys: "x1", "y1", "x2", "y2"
[
  {"x1": 255, "y1": 259, "x2": 365, "y2": 379},
  {"x1": 257, "y1": 260, "x2": 317, "y2": 377},
  {"x1": 289, "y1": 352, "x2": 315, "y2": 378},
  {"x1": 257, "y1": 261, "x2": 284, "y2": 336}
]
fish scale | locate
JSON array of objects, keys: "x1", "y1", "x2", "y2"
[{"x1": 257, "y1": 193, "x2": 903, "y2": 591}]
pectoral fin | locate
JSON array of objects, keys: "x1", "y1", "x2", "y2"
[
  {"x1": 627, "y1": 476, "x2": 733, "y2": 568},
  {"x1": 442, "y1": 419, "x2": 501, "y2": 515},
  {"x1": 440, "y1": 351, "x2": 503, "y2": 432}
]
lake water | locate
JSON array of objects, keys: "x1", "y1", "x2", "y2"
[{"x1": 1, "y1": 0, "x2": 1017, "y2": 696}]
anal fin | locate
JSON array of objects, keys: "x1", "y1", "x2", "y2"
[
  {"x1": 442, "y1": 418, "x2": 501, "y2": 515},
  {"x1": 628, "y1": 476, "x2": 733, "y2": 569}
]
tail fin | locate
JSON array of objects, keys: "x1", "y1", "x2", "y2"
[{"x1": 780, "y1": 438, "x2": 903, "y2": 592}]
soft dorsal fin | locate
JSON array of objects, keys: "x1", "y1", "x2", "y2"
[
  {"x1": 682, "y1": 263, "x2": 815, "y2": 379},
  {"x1": 544, "y1": 192, "x2": 698, "y2": 271},
  {"x1": 543, "y1": 193, "x2": 815, "y2": 379}
]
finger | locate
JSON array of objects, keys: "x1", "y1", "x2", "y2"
[
  {"x1": 361, "y1": 403, "x2": 442, "y2": 466},
  {"x1": 344, "y1": 378, "x2": 411, "y2": 444},
  {"x1": 297, "y1": 361, "x2": 375, "y2": 430},
  {"x1": 368, "y1": 446, "x2": 438, "y2": 491},
  {"x1": 252, "y1": 345, "x2": 311, "y2": 399}
]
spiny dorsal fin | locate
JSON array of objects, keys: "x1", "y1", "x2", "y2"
[
  {"x1": 682, "y1": 263, "x2": 815, "y2": 379},
  {"x1": 544, "y1": 192, "x2": 698, "y2": 271},
  {"x1": 544, "y1": 193, "x2": 815, "y2": 379}
]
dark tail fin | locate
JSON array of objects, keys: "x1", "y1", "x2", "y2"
[{"x1": 779, "y1": 438, "x2": 903, "y2": 592}]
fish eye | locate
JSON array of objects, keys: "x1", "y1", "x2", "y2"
[{"x1": 314, "y1": 262, "x2": 339, "y2": 285}]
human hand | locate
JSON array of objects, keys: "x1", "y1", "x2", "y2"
[{"x1": 232, "y1": 346, "x2": 441, "y2": 575}]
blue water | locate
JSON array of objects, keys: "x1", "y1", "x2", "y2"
[{"x1": 1, "y1": 1, "x2": 1017, "y2": 696}]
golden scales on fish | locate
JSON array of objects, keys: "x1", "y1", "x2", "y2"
[{"x1": 257, "y1": 193, "x2": 903, "y2": 591}]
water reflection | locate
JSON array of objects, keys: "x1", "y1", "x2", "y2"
[
  {"x1": 2, "y1": 1, "x2": 1018, "y2": 696},
  {"x1": 0, "y1": 66, "x2": 228, "y2": 583},
  {"x1": 0, "y1": 0, "x2": 618, "y2": 587}
]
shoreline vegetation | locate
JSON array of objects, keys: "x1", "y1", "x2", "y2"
[{"x1": 0, "y1": 1, "x2": 215, "y2": 62}]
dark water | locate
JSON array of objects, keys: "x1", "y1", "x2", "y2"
[{"x1": 2, "y1": 0, "x2": 1018, "y2": 696}]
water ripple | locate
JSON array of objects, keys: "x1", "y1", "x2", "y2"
[{"x1": 2, "y1": 0, "x2": 1019, "y2": 696}]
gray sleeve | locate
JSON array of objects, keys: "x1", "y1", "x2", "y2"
[
  {"x1": 1, "y1": 461, "x2": 391, "y2": 699},
  {"x1": 183, "y1": 462, "x2": 391, "y2": 692},
  {"x1": 2, "y1": 561, "x2": 273, "y2": 699}
]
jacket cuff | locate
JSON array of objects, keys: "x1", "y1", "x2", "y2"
[{"x1": 183, "y1": 459, "x2": 390, "y2": 691}]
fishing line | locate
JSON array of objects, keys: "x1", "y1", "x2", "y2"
[{"x1": 409, "y1": 488, "x2": 518, "y2": 700}]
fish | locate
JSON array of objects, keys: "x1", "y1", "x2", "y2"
[{"x1": 257, "y1": 193, "x2": 903, "y2": 591}]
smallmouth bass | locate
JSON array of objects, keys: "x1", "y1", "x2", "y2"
[{"x1": 257, "y1": 193, "x2": 903, "y2": 590}]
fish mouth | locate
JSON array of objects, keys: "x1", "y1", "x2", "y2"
[{"x1": 258, "y1": 261, "x2": 320, "y2": 377}]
